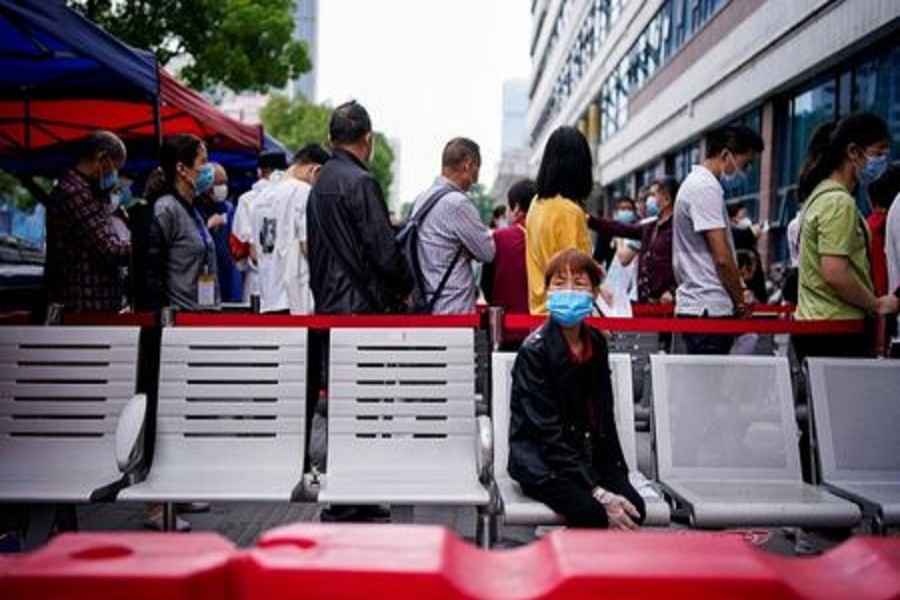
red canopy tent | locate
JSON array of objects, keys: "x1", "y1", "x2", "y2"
[{"x1": 0, "y1": 68, "x2": 261, "y2": 158}]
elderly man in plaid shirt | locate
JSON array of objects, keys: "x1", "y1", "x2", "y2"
[{"x1": 44, "y1": 131, "x2": 131, "y2": 312}]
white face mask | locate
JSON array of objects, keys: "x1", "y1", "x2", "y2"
[{"x1": 213, "y1": 184, "x2": 228, "y2": 203}]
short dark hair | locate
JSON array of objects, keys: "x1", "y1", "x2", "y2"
[
  {"x1": 536, "y1": 126, "x2": 594, "y2": 203},
  {"x1": 736, "y1": 249, "x2": 757, "y2": 272},
  {"x1": 79, "y1": 130, "x2": 126, "y2": 163},
  {"x1": 442, "y1": 137, "x2": 481, "y2": 168},
  {"x1": 615, "y1": 197, "x2": 636, "y2": 210},
  {"x1": 293, "y1": 143, "x2": 330, "y2": 166},
  {"x1": 492, "y1": 205, "x2": 507, "y2": 220},
  {"x1": 544, "y1": 248, "x2": 603, "y2": 289},
  {"x1": 867, "y1": 161, "x2": 900, "y2": 210},
  {"x1": 653, "y1": 176, "x2": 679, "y2": 202},
  {"x1": 329, "y1": 100, "x2": 372, "y2": 145},
  {"x1": 726, "y1": 200, "x2": 747, "y2": 219},
  {"x1": 258, "y1": 150, "x2": 287, "y2": 171},
  {"x1": 507, "y1": 178, "x2": 536, "y2": 213},
  {"x1": 705, "y1": 124, "x2": 764, "y2": 157},
  {"x1": 158, "y1": 134, "x2": 204, "y2": 187}
]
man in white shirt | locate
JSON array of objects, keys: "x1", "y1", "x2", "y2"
[
  {"x1": 250, "y1": 144, "x2": 329, "y2": 314},
  {"x1": 230, "y1": 151, "x2": 287, "y2": 305},
  {"x1": 673, "y1": 124, "x2": 764, "y2": 354}
]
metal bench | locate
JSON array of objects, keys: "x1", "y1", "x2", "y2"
[
  {"x1": 651, "y1": 354, "x2": 860, "y2": 528},
  {"x1": 490, "y1": 351, "x2": 670, "y2": 534},
  {"x1": 317, "y1": 328, "x2": 490, "y2": 532},
  {"x1": 0, "y1": 326, "x2": 144, "y2": 548},
  {"x1": 807, "y1": 357, "x2": 900, "y2": 531},
  {"x1": 118, "y1": 327, "x2": 307, "y2": 526}
]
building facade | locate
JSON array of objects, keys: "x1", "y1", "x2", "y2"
[
  {"x1": 528, "y1": 0, "x2": 900, "y2": 265},
  {"x1": 491, "y1": 79, "x2": 532, "y2": 204}
]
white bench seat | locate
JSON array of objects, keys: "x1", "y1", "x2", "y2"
[
  {"x1": 651, "y1": 354, "x2": 860, "y2": 529},
  {"x1": 808, "y1": 358, "x2": 900, "y2": 528},
  {"x1": 0, "y1": 326, "x2": 141, "y2": 503},
  {"x1": 119, "y1": 327, "x2": 307, "y2": 504},
  {"x1": 318, "y1": 328, "x2": 488, "y2": 508}
]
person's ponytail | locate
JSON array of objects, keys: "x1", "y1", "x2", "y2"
[{"x1": 797, "y1": 121, "x2": 837, "y2": 203}]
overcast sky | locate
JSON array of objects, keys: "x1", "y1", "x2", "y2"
[{"x1": 316, "y1": 0, "x2": 532, "y2": 206}]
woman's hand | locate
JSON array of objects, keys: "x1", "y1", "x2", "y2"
[{"x1": 592, "y1": 486, "x2": 640, "y2": 531}]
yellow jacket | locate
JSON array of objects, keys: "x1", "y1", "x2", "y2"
[{"x1": 525, "y1": 195, "x2": 592, "y2": 313}]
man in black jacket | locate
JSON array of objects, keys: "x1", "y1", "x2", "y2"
[
  {"x1": 307, "y1": 101, "x2": 412, "y2": 524},
  {"x1": 307, "y1": 100, "x2": 413, "y2": 314}
]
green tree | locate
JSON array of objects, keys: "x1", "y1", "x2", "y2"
[
  {"x1": 467, "y1": 184, "x2": 495, "y2": 226},
  {"x1": 67, "y1": 0, "x2": 310, "y2": 92},
  {"x1": 260, "y1": 95, "x2": 396, "y2": 200}
]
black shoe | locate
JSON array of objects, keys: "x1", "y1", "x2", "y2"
[
  {"x1": 355, "y1": 505, "x2": 391, "y2": 523},
  {"x1": 319, "y1": 505, "x2": 361, "y2": 522},
  {"x1": 319, "y1": 505, "x2": 391, "y2": 523}
]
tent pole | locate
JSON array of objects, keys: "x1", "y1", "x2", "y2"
[{"x1": 24, "y1": 92, "x2": 31, "y2": 151}]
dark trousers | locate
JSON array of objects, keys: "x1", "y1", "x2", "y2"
[
  {"x1": 678, "y1": 312, "x2": 734, "y2": 355},
  {"x1": 791, "y1": 332, "x2": 872, "y2": 364},
  {"x1": 521, "y1": 471, "x2": 645, "y2": 529}
]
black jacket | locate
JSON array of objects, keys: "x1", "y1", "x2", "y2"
[
  {"x1": 307, "y1": 149, "x2": 413, "y2": 314},
  {"x1": 508, "y1": 320, "x2": 629, "y2": 489}
]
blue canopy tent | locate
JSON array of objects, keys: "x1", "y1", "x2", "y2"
[
  {"x1": 0, "y1": 0, "x2": 160, "y2": 158},
  {"x1": 0, "y1": 0, "x2": 263, "y2": 180}
]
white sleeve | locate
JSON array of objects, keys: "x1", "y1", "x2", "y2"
[
  {"x1": 689, "y1": 183, "x2": 728, "y2": 233},
  {"x1": 887, "y1": 194, "x2": 900, "y2": 291},
  {"x1": 232, "y1": 192, "x2": 253, "y2": 242},
  {"x1": 294, "y1": 183, "x2": 311, "y2": 243}
]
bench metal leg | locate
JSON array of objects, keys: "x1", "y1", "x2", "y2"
[
  {"x1": 23, "y1": 505, "x2": 59, "y2": 551},
  {"x1": 163, "y1": 502, "x2": 176, "y2": 532},
  {"x1": 391, "y1": 505, "x2": 414, "y2": 523},
  {"x1": 475, "y1": 510, "x2": 497, "y2": 549}
]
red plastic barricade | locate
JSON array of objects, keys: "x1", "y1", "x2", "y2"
[
  {"x1": 239, "y1": 524, "x2": 900, "y2": 600},
  {"x1": 0, "y1": 533, "x2": 235, "y2": 600},
  {"x1": 3, "y1": 526, "x2": 899, "y2": 599}
]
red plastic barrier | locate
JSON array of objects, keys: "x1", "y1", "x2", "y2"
[
  {"x1": 504, "y1": 314, "x2": 864, "y2": 336},
  {"x1": 0, "y1": 533, "x2": 235, "y2": 600},
  {"x1": 175, "y1": 312, "x2": 481, "y2": 329},
  {"x1": 240, "y1": 524, "x2": 900, "y2": 600},
  {"x1": 61, "y1": 312, "x2": 158, "y2": 327},
  {"x1": 630, "y1": 303, "x2": 796, "y2": 317},
  {"x1": 4, "y1": 527, "x2": 899, "y2": 599}
]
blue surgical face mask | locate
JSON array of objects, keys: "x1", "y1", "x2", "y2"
[
  {"x1": 193, "y1": 163, "x2": 215, "y2": 195},
  {"x1": 858, "y1": 154, "x2": 889, "y2": 185},
  {"x1": 100, "y1": 167, "x2": 119, "y2": 191},
  {"x1": 614, "y1": 209, "x2": 636, "y2": 223},
  {"x1": 720, "y1": 152, "x2": 747, "y2": 190},
  {"x1": 546, "y1": 289, "x2": 594, "y2": 327},
  {"x1": 645, "y1": 196, "x2": 659, "y2": 217}
]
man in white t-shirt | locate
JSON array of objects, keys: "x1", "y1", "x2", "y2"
[
  {"x1": 250, "y1": 143, "x2": 330, "y2": 314},
  {"x1": 673, "y1": 124, "x2": 764, "y2": 354},
  {"x1": 230, "y1": 151, "x2": 287, "y2": 304}
]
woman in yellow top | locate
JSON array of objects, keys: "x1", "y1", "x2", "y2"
[
  {"x1": 793, "y1": 112, "x2": 898, "y2": 362},
  {"x1": 526, "y1": 126, "x2": 594, "y2": 313}
]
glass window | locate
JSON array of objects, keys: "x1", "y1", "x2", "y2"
[{"x1": 854, "y1": 45, "x2": 900, "y2": 159}]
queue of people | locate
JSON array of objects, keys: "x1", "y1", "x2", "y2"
[{"x1": 38, "y1": 105, "x2": 899, "y2": 532}]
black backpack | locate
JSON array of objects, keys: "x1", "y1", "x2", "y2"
[{"x1": 395, "y1": 186, "x2": 464, "y2": 313}]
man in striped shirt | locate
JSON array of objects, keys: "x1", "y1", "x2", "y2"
[{"x1": 409, "y1": 137, "x2": 495, "y2": 314}]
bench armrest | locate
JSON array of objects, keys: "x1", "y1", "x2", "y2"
[
  {"x1": 476, "y1": 415, "x2": 493, "y2": 484},
  {"x1": 116, "y1": 393, "x2": 147, "y2": 473}
]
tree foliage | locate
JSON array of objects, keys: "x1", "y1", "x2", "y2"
[
  {"x1": 468, "y1": 183, "x2": 495, "y2": 226},
  {"x1": 67, "y1": 0, "x2": 310, "y2": 92},
  {"x1": 260, "y1": 96, "x2": 395, "y2": 200}
]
